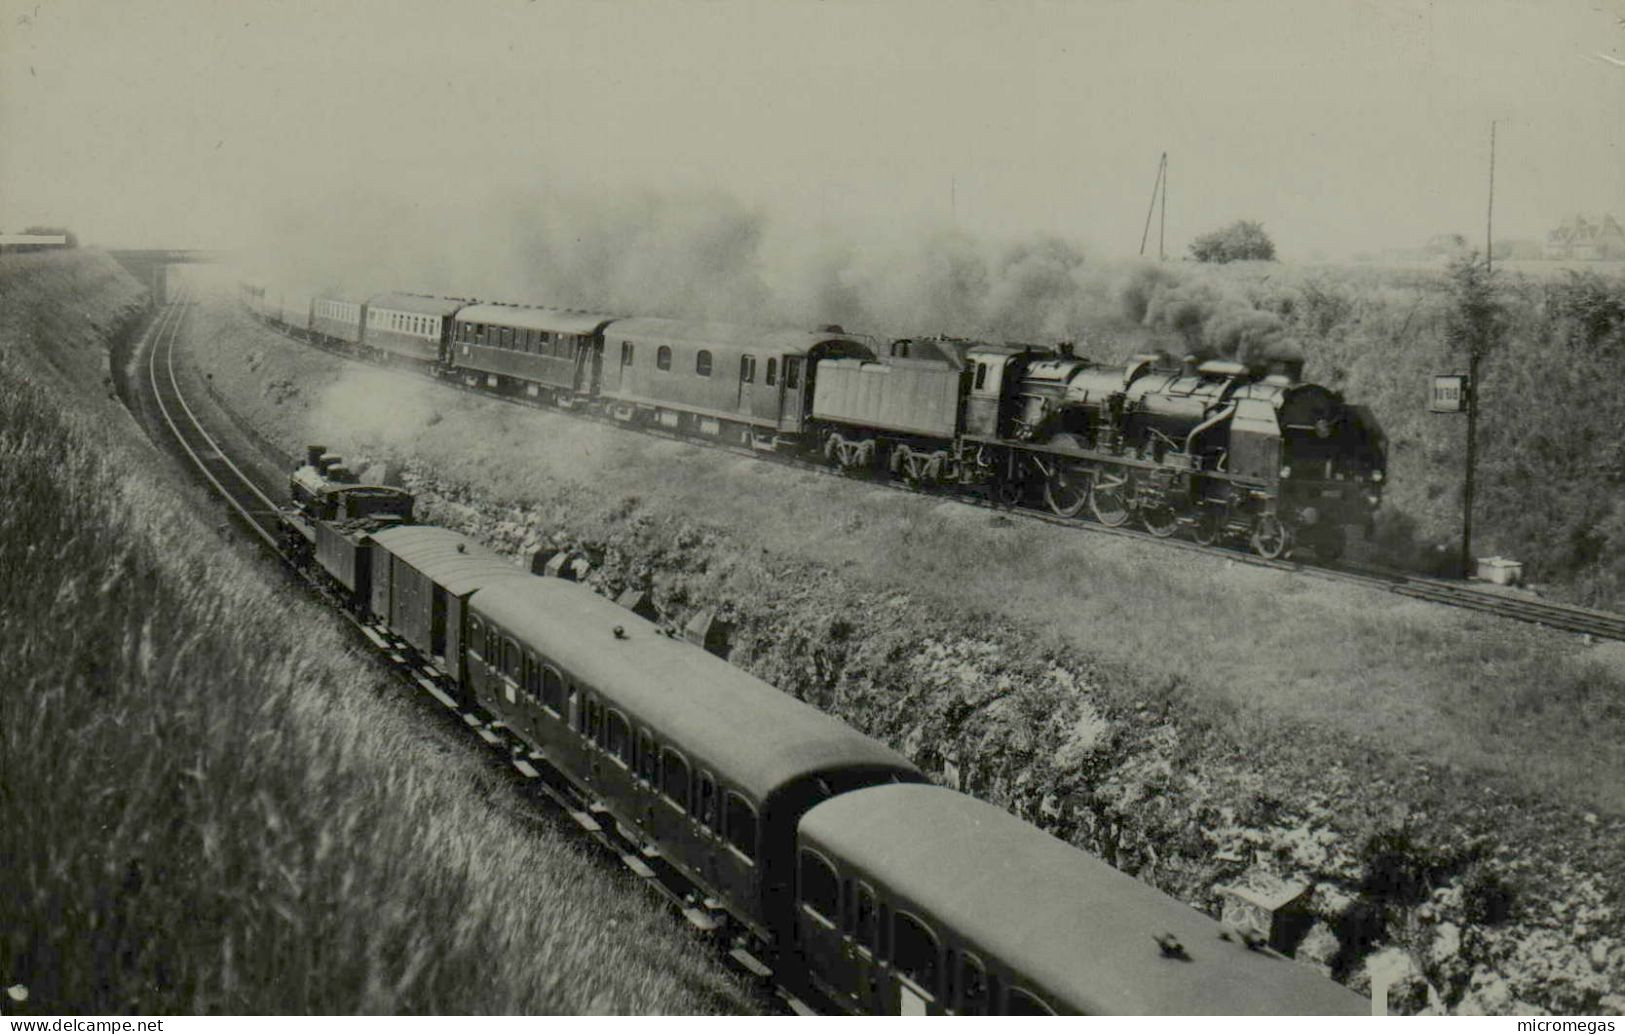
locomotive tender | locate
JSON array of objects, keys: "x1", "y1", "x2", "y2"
[
  {"x1": 277, "y1": 452, "x2": 1365, "y2": 1016},
  {"x1": 242, "y1": 278, "x2": 1385, "y2": 560}
]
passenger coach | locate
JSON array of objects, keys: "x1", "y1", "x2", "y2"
[
  {"x1": 364, "y1": 293, "x2": 467, "y2": 365},
  {"x1": 599, "y1": 318, "x2": 874, "y2": 448},
  {"x1": 448, "y1": 304, "x2": 618, "y2": 404},
  {"x1": 462, "y1": 575, "x2": 923, "y2": 941},
  {"x1": 796, "y1": 784, "x2": 1368, "y2": 1016}
]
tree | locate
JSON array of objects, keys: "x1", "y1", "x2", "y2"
[{"x1": 1188, "y1": 220, "x2": 1276, "y2": 263}]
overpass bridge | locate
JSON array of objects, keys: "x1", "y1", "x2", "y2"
[{"x1": 109, "y1": 248, "x2": 225, "y2": 305}]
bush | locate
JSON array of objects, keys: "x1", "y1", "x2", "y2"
[{"x1": 1189, "y1": 220, "x2": 1276, "y2": 264}]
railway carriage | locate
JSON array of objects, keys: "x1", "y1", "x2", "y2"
[
  {"x1": 367, "y1": 525, "x2": 530, "y2": 693},
  {"x1": 311, "y1": 292, "x2": 365, "y2": 345},
  {"x1": 796, "y1": 784, "x2": 1367, "y2": 1016},
  {"x1": 599, "y1": 318, "x2": 874, "y2": 448},
  {"x1": 363, "y1": 292, "x2": 467, "y2": 365},
  {"x1": 275, "y1": 289, "x2": 315, "y2": 336},
  {"x1": 448, "y1": 304, "x2": 617, "y2": 404},
  {"x1": 462, "y1": 576, "x2": 923, "y2": 941}
]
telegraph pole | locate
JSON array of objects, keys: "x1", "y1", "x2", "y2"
[
  {"x1": 1460, "y1": 120, "x2": 1499, "y2": 578},
  {"x1": 1159, "y1": 157, "x2": 1167, "y2": 261},
  {"x1": 1140, "y1": 152, "x2": 1167, "y2": 258}
]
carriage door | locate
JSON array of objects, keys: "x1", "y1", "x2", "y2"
[
  {"x1": 590, "y1": 341, "x2": 604, "y2": 395},
  {"x1": 737, "y1": 353, "x2": 755, "y2": 420},
  {"x1": 777, "y1": 356, "x2": 806, "y2": 431}
]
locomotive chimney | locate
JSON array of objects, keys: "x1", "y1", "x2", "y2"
[
  {"x1": 1181, "y1": 354, "x2": 1199, "y2": 377},
  {"x1": 306, "y1": 444, "x2": 325, "y2": 468}
]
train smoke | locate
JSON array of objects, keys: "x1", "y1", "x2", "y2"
[{"x1": 246, "y1": 184, "x2": 1301, "y2": 371}]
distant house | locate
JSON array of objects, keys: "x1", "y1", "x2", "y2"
[{"x1": 1545, "y1": 214, "x2": 1625, "y2": 260}]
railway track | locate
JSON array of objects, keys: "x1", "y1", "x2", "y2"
[
  {"x1": 134, "y1": 293, "x2": 826, "y2": 1016},
  {"x1": 251, "y1": 307, "x2": 1625, "y2": 644}
]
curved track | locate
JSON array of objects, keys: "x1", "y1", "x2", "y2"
[
  {"x1": 258, "y1": 310, "x2": 1625, "y2": 643},
  {"x1": 134, "y1": 294, "x2": 822, "y2": 1015}
]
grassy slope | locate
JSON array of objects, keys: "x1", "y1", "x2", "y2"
[
  {"x1": 185, "y1": 275, "x2": 1625, "y2": 1014},
  {"x1": 1110, "y1": 260, "x2": 1625, "y2": 607},
  {"x1": 0, "y1": 253, "x2": 755, "y2": 1014}
]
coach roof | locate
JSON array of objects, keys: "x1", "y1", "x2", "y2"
[
  {"x1": 798, "y1": 783, "x2": 1366, "y2": 1016},
  {"x1": 370, "y1": 525, "x2": 528, "y2": 597},
  {"x1": 455, "y1": 303, "x2": 617, "y2": 336},
  {"x1": 367, "y1": 292, "x2": 468, "y2": 318},
  {"x1": 468, "y1": 576, "x2": 918, "y2": 799},
  {"x1": 602, "y1": 316, "x2": 868, "y2": 357}
]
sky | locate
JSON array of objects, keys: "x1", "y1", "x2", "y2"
[{"x1": 2, "y1": 0, "x2": 1622, "y2": 259}]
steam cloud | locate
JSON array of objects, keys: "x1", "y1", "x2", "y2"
[{"x1": 247, "y1": 185, "x2": 1301, "y2": 371}]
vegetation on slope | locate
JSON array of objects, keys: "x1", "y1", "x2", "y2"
[
  {"x1": 0, "y1": 253, "x2": 754, "y2": 1015},
  {"x1": 189, "y1": 287, "x2": 1625, "y2": 1014}
]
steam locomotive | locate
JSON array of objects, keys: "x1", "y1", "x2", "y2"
[
  {"x1": 279, "y1": 448, "x2": 1367, "y2": 1016},
  {"x1": 241, "y1": 281, "x2": 1385, "y2": 560}
]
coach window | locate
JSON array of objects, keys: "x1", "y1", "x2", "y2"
[
  {"x1": 696, "y1": 350, "x2": 712, "y2": 377},
  {"x1": 620, "y1": 341, "x2": 634, "y2": 366},
  {"x1": 585, "y1": 697, "x2": 603, "y2": 743},
  {"x1": 959, "y1": 955, "x2": 989, "y2": 1015},
  {"x1": 606, "y1": 710, "x2": 632, "y2": 767},
  {"x1": 1006, "y1": 989, "x2": 1055, "y2": 1017},
  {"x1": 854, "y1": 884, "x2": 878, "y2": 952},
  {"x1": 502, "y1": 638, "x2": 520, "y2": 679},
  {"x1": 724, "y1": 792, "x2": 757, "y2": 862},
  {"x1": 739, "y1": 354, "x2": 754, "y2": 383},
  {"x1": 785, "y1": 357, "x2": 801, "y2": 389},
  {"x1": 637, "y1": 731, "x2": 658, "y2": 784},
  {"x1": 974, "y1": 362, "x2": 988, "y2": 390},
  {"x1": 657, "y1": 346, "x2": 672, "y2": 371},
  {"x1": 541, "y1": 665, "x2": 564, "y2": 715},
  {"x1": 765, "y1": 357, "x2": 777, "y2": 386},
  {"x1": 696, "y1": 772, "x2": 718, "y2": 830},
  {"x1": 660, "y1": 748, "x2": 689, "y2": 809},
  {"x1": 893, "y1": 912, "x2": 941, "y2": 997},
  {"x1": 468, "y1": 616, "x2": 484, "y2": 657},
  {"x1": 798, "y1": 850, "x2": 839, "y2": 928}
]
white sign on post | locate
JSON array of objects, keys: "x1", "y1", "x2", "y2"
[{"x1": 1430, "y1": 374, "x2": 1468, "y2": 413}]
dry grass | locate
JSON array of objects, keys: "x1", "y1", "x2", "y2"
[{"x1": 0, "y1": 254, "x2": 755, "y2": 1015}]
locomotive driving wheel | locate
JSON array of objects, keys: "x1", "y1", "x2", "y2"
[
  {"x1": 1250, "y1": 514, "x2": 1294, "y2": 560},
  {"x1": 1089, "y1": 470, "x2": 1134, "y2": 527},
  {"x1": 1191, "y1": 509, "x2": 1224, "y2": 546},
  {"x1": 1041, "y1": 434, "x2": 1091, "y2": 517},
  {"x1": 1140, "y1": 504, "x2": 1179, "y2": 538}
]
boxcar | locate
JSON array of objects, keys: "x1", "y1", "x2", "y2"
[
  {"x1": 463, "y1": 576, "x2": 922, "y2": 941},
  {"x1": 363, "y1": 292, "x2": 467, "y2": 364},
  {"x1": 311, "y1": 293, "x2": 365, "y2": 345},
  {"x1": 368, "y1": 526, "x2": 528, "y2": 690},
  {"x1": 796, "y1": 784, "x2": 1367, "y2": 1016},
  {"x1": 448, "y1": 304, "x2": 617, "y2": 402},
  {"x1": 599, "y1": 318, "x2": 874, "y2": 446}
]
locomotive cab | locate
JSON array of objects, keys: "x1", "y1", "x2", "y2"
[{"x1": 963, "y1": 344, "x2": 1056, "y2": 440}]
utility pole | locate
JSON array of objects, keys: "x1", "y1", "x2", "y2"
[
  {"x1": 1460, "y1": 120, "x2": 1499, "y2": 578},
  {"x1": 1159, "y1": 156, "x2": 1167, "y2": 261},
  {"x1": 1139, "y1": 152, "x2": 1167, "y2": 258}
]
